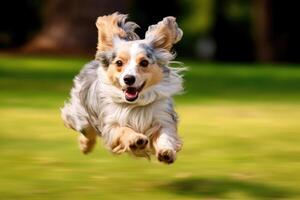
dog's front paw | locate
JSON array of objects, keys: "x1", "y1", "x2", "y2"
[
  {"x1": 129, "y1": 134, "x2": 149, "y2": 151},
  {"x1": 112, "y1": 133, "x2": 149, "y2": 154},
  {"x1": 157, "y1": 149, "x2": 176, "y2": 164}
]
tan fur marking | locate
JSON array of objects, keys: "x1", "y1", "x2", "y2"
[
  {"x1": 79, "y1": 125, "x2": 97, "y2": 154},
  {"x1": 149, "y1": 129, "x2": 160, "y2": 152},
  {"x1": 143, "y1": 64, "x2": 163, "y2": 89},
  {"x1": 96, "y1": 13, "x2": 127, "y2": 52},
  {"x1": 112, "y1": 127, "x2": 137, "y2": 149},
  {"x1": 82, "y1": 125, "x2": 98, "y2": 140},
  {"x1": 117, "y1": 51, "x2": 130, "y2": 64},
  {"x1": 110, "y1": 127, "x2": 148, "y2": 154},
  {"x1": 146, "y1": 17, "x2": 183, "y2": 51},
  {"x1": 133, "y1": 53, "x2": 163, "y2": 89},
  {"x1": 107, "y1": 51, "x2": 130, "y2": 87},
  {"x1": 136, "y1": 53, "x2": 148, "y2": 63},
  {"x1": 116, "y1": 67, "x2": 122, "y2": 72},
  {"x1": 106, "y1": 66, "x2": 120, "y2": 87}
]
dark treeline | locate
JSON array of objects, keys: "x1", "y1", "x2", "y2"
[{"x1": 0, "y1": 0, "x2": 298, "y2": 63}]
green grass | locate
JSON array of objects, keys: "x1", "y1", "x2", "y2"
[{"x1": 0, "y1": 54, "x2": 300, "y2": 200}]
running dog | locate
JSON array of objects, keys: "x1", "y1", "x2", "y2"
[{"x1": 61, "y1": 13, "x2": 184, "y2": 164}]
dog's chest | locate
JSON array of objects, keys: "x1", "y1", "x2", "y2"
[{"x1": 104, "y1": 103, "x2": 156, "y2": 133}]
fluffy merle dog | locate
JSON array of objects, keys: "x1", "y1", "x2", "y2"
[{"x1": 61, "y1": 13, "x2": 184, "y2": 164}]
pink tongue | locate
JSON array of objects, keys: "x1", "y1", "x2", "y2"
[{"x1": 125, "y1": 88, "x2": 138, "y2": 99}]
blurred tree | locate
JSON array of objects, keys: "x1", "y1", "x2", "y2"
[
  {"x1": 212, "y1": 0, "x2": 255, "y2": 62},
  {"x1": 23, "y1": 0, "x2": 131, "y2": 54},
  {"x1": 1, "y1": 0, "x2": 298, "y2": 62},
  {"x1": 0, "y1": 1, "x2": 42, "y2": 49},
  {"x1": 270, "y1": 1, "x2": 299, "y2": 62},
  {"x1": 252, "y1": 0, "x2": 273, "y2": 62},
  {"x1": 179, "y1": 0, "x2": 215, "y2": 59},
  {"x1": 130, "y1": 0, "x2": 181, "y2": 38},
  {"x1": 252, "y1": 0, "x2": 300, "y2": 63}
]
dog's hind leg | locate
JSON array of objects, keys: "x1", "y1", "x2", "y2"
[
  {"x1": 78, "y1": 125, "x2": 97, "y2": 154},
  {"x1": 61, "y1": 102, "x2": 98, "y2": 154}
]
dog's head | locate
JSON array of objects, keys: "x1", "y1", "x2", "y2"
[{"x1": 96, "y1": 13, "x2": 183, "y2": 104}]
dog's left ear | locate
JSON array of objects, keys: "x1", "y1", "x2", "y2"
[{"x1": 145, "y1": 17, "x2": 183, "y2": 51}]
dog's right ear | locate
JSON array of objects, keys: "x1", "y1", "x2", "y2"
[{"x1": 96, "y1": 12, "x2": 139, "y2": 53}]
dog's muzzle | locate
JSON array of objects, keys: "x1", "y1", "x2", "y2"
[{"x1": 123, "y1": 81, "x2": 146, "y2": 102}]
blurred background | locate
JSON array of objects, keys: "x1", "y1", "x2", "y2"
[
  {"x1": 0, "y1": 0, "x2": 300, "y2": 200},
  {"x1": 1, "y1": 0, "x2": 299, "y2": 62}
]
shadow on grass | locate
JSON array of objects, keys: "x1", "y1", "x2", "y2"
[{"x1": 160, "y1": 177, "x2": 297, "y2": 199}]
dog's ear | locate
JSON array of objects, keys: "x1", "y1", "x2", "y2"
[
  {"x1": 96, "y1": 12, "x2": 139, "y2": 52},
  {"x1": 145, "y1": 17, "x2": 183, "y2": 51}
]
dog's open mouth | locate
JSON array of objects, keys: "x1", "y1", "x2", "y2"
[{"x1": 124, "y1": 82, "x2": 145, "y2": 102}]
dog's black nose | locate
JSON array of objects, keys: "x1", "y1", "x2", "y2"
[{"x1": 123, "y1": 75, "x2": 135, "y2": 85}]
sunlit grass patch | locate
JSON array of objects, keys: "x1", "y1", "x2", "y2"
[{"x1": 0, "y1": 103, "x2": 300, "y2": 199}]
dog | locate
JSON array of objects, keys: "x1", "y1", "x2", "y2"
[{"x1": 61, "y1": 13, "x2": 184, "y2": 164}]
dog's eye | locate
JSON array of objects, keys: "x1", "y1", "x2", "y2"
[
  {"x1": 115, "y1": 60, "x2": 123, "y2": 67},
  {"x1": 140, "y1": 60, "x2": 149, "y2": 67}
]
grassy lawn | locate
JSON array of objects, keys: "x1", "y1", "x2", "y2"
[{"x1": 0, "y1": 55, "x2": 300, "y2": 200}]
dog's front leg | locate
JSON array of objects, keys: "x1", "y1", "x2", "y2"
[
  {"x1": 103, "y1": 126, "x2": 149, "y2": 154},
  {"x1": 153, "y1": 126, "x2": 182, "y2": 164}
]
